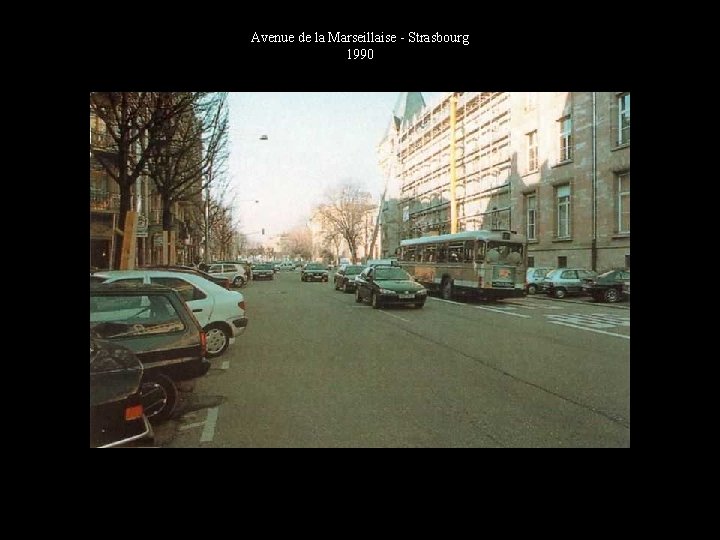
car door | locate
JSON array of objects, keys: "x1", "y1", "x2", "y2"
[
  {"x1": 356, "y1": 268, "x2": 370, "y2": 299},
  {"x1": 149, "y1": 276, "x2": 214, "y2": 327},
  {"x1": 562, "y1": 270, "x2": 580, "y2": 293}
]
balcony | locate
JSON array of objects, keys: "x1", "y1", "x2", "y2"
[{"x1": 90, "y1": 188, "x2": 120, "y2": 212}]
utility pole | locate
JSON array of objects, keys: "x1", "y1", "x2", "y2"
[{"x1": 450, "y1": 92, "x2": 458, "y2": 234}]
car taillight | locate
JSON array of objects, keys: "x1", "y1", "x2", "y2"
[
  {"x1": 124, "y1": 404, "x2": 144, "y2": 421},
  {"x1": 200, "y1": 330, "x2": 207, "y2": 357},
  {"x1": 238, "y1": 300, "x2": 246, "y2": 311}
]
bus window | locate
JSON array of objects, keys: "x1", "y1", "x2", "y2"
[
  {"x1": 475, "y1": 241, "x2": 486, "y2": 262},
  {"x1": 448, "y1": 243, "x2": 463, "y2": 262},
  {"x1": 421, "y1": 245, "x2": 436, "y2": 262},
  {"x1": 436, "y1": 243, "x2": 447, "y2": 263},
  {"x1": 402, "y1": 246, "x2": 416, "y2": 262},
  {"x1": 463, "y1": 241, "x2": 474, "y2": 263}
]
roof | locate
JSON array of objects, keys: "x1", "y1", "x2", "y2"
[{"x1": 392, "y1": 92, "x2": 425, "y2": 130}]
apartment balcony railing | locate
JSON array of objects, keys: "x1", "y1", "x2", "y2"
[{"x1": 90, "y1": 188, "x2": 120, "y2": 212}]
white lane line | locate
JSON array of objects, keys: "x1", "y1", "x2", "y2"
[
  {"x1": 379, "y1": 310, "x2": 410, "y2": 322},
  {"x1": 221, "y1": 360, "x2": 230, "y2": 370},
  {"x1": 548, "y1": 320, "x2": 630, "y2": 339},
  {"x1": 472, "y1": 306, "x2": 531, "y2": 318},
  {"x1": 429, "y1": 297, "x2": 465, "y2": 305},
  {"x1": 179, "y1": 421, "x2": 206, "y2": 431},
  {"x1": 200, "y1": 407, "x2": 219, "y2": 442}
]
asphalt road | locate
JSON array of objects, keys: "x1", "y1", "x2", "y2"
[{"x1": 160, "y1": 270, "x2": 630, "y2": 448}]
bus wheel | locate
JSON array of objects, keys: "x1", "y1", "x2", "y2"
[{"x1": 441, "y1": 279, "x2": 453, "y2": 300}]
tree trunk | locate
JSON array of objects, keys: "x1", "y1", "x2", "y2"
[{"x1": 114, "y1": 183, "x2": 133, "y2": 269}]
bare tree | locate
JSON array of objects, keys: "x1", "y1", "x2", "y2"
[
  {"x1": 145, "y1": 92, "x2": 229, "y2": 232},
  {"x1": 315, "y1": 182, "x2": 374, "y2": 263},
  {"x1": 90, "y1": 92, "x2": 198, "y2": 267},
  {"x1": 280, "y1": 226, "x2": 313, "y2": 260}
]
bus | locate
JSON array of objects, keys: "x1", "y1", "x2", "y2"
[{"x1": 398, "y1": 230, "x2": 527, "y2": 300}]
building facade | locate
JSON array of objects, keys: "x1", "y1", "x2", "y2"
[{"x1": 379, "y1": 92, "x2": 630, "y2": 271}]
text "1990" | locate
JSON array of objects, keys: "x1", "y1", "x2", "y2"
[{"x1": 347, "y1": 49, "x2": 373, "y2": 60}]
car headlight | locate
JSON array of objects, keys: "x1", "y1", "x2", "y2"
[
  {"x1": 416, "y1": 289, "x2": 427, "y2": 295},
  {"x1": 379, "y1": 288, "x2": 396, "y2": 295}
]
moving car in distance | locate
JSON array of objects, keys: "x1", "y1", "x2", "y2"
[
  {"x1": 301, "y1": 262, "x2": 329, "y2": 282},
  {"x1": 354, "y1": 265, "x2": 428, "y2": 309}
]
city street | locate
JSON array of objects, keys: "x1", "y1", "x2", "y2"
[{"x1": 159, "y1": 270, "x2": 630, "y2": 448}]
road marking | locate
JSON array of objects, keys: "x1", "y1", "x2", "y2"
[
  {"x1": 547, "y1": 320, "x2": 630, "y2": 340},
  {"x1": 472, "y1": 305, "x2": 531, "y2": 318},
  {"x1": 429, "y1": 297, "x2": 465, "y2": 305},
  {"x1": 200, "y1": 407, "x2": 219, "y2": 442},
  {"x1": 221, "y1": 360, "x2": 230, "y2": 370},
  {"x1": 379, "y1": 310, "x2": 410, "y2": 322},
  {"x1": 178, "y1": 421, "x2": 206, "y2": 431},
  {"x1": 546, "y1": 313, "x2": 630, "y2": 329}
]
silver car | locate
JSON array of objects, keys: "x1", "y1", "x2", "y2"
[
  {"x1": 207, "y1": 263, "x2": 247, "y2": 288},
  {"x1": 526, "y1": 267, "x2": 553, "y2": 294},
  {"x1": 542, "y1": 268, "x2": 597, "y2": 299}
]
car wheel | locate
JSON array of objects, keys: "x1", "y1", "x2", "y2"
[
  {"x1": 415, "y1": 302, "x2": 425, "y2": 309},
  {"x1": 342, "y1": 282, "x2": 348, "y2": 293},
  {"x1": 441, "y1": 279, "x2": 453, "y2": 300},
  {"x1": 604, "y1": 287, "x2": 620, "y2": 303},
  {"x1": 141, "y1": 373, "x2": 178, "y2": 424},
  {"x1": 233, "y1": 276, "x2": 245, "y2": 288},
  {"x1": 372, "y1": 292, "x2": 382, "y2": 309},
  {"x1": 205, "y1": 323, "x2": 230, "y2": 357},
  {"x1": 355, "y1": 289, "x2": 363, "y2": 303},
  {"x1": 527, "y1": 284, "x2": 537, "y2": 294},
  {"x1": 554, "y1": 287, "x2": 567, "y2": 299},
  {"x1": 334, "y1": 279, "x2": 339, "y2": 290}
]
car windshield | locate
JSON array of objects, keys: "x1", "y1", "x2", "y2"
[
  {"x1": 345, "y1": 265, "x2": 364, "y2": 275},
  {"x1": 306, "y1": 264, "x2": 325, "y2": 270},
  {"x1": 374, "y1": 267, "x2": 411, "y2": 280},
  {"x1": 255, "y1": 264, "x2": 273, "y2": 270}
]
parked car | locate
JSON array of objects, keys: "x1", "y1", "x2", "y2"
[
  {"x1": 525, "y1": 267, "x2": 553, "y2": 294},
  {"x1": 207, "y1": 262, "x2": 247, "y2": 288},
  {"x1": 354, "y1": 265, "x2": 427, "y2": 309},
  {"x1": 90, "y1": 270, "x2": 248, "y2": 357},
  {"x1": 541, "y1": 268, "x2": 597, "y2": 298},
  {"x1": 90, "y1": 283, "x2": 211, "y2": 422},
  {"x1": 90, "y1": 335, "x2": 153, "y2": 447},
  {"x1": 252, "y1": 263, "x2": 275, "y2": 280},
  {"x1": 333, "y1": 264, "x2": 365, "y2": 293},
  {"x1": 301, "y1": 263, "x2": 329, "y2": 282},
  {"x1": 144, "y1": 265, "x2": 231, "y2": 289},
  {"x1": 582, "y1": 269, "x2": 630, "y2": 303},
  {"x1": 278, "y1": 262, "x2": 295, "y2": 271}
]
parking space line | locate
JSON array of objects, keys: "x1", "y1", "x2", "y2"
[
  {"x1": 548, "y1": 320, "x2": 630, "y2": 339},
  {"x1": 472, "y1": 306, "x2": 531, "y2": 318},
  {"x1": 379, "y1": 310, "x2": 410, "y2": 322},
  {"x1": 429, "y1": 297, "x2": 465, "y2": 306},
  {"x1": 178, "y1": 421, "x2": 206, "y2": 431},
  {"x1": 200, "y1": 407, "x2": 219, "y2": 442}
]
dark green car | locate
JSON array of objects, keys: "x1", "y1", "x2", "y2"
[{"x1": 354, "y1": 265, "x2": 427, "y2": 309}]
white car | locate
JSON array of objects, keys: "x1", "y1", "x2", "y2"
[
  {"x1": 92, "y1": 270, "x2": 248, "y2": 357},
  {"x1": 207, "y1": 263, "x2": 247, "y2": 287}
]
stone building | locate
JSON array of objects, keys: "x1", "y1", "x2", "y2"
[{"x1": 378, "y1": 92, "x2": 630, "y2": 271}]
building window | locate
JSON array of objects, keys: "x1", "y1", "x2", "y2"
[
  {"x1": 618, "y1": 93, "x2": 630, "y2": 145},
  {"x1": 625, "y1": 254, "x2": 630, "y2": 269},
  {"x1": 526, "y1": 194, "x2": 537, "y2": 240},
  {"x1": 558, "y1": 256, "x2": 567, "y2": 268},
  {"x1": 618, "y1": 171, "x2": 630, "y2": 233},
  {"x1": 556, "y1": 185, "x2": 571, "y2": 238},
  {"x1": 527, "y1": 256, "x2": 535, "y2": 267},
  {"x1": 527, "y1": 130, "x2": 538, "y2": 172},
  {"x1": 559, "y1": 116, "x2": 573, "y2": 162}
]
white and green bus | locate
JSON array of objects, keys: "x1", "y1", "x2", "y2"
[{"x1": 398, "y1": 230, "x2": 527, "y2": 300}]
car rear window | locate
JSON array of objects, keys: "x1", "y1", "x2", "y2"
[{"x1": 90, "y1": 294, "x2": 185, "y2": 338}]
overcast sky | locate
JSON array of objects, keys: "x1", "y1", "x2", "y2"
[{"x1": 227, "y1": 92, "x2": 443, "y2": 240}]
